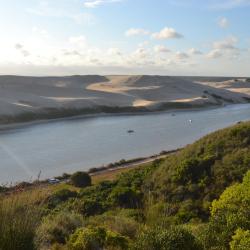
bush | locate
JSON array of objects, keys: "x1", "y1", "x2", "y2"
[
  {"x1": 201, "y1": 170, "x2": 250, "y2": 249},
  {"x1": 230, "y1": 229, "x2": 250, "y2": 250},
  {"x1": 88, "y1": 214, "x2": 139, "y2": 239},
  {"x1": 35, "y1": 211, "x2": 84, "y2": 249},
  {"x1": 47, "y1": 189, "x2": 77, "y2": 209},
  {"x1": 67, "y1": 227, "x2": 129, "y2": 250},
  {"x1": 132, "y1": 226, "x2": 202, "y2": 250},
  {"x1": 70, "y1": 172, "x2": 92, "y2": 188},
  {"x1": 67, "y1": 227, "x2": 106, "y2": 250},
  {"x1": 109, "y1": 187, "x2": 141, "y2": 208},
  {"x1": 72, "y1": 198, "x2": 105, "y2": 217}
]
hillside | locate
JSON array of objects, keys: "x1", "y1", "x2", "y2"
[
  {"x1": 0, "y1": 75, "x2": 249, "y2": 124},
  {"x1": 1, "y1": 121, "x2": 250, "y2": 249}
]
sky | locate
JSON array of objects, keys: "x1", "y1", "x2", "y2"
[{"x1": 0, "y1": 0, "x2": 249, "y2": 76}]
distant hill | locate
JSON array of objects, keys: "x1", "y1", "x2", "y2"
[{"x1": 0, "y1": 75, "x2": 249, "y2": 124}]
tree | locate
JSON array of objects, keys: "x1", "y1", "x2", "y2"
[{"x1": 70, "y1": 172, "x2": 92, "y2": 188}]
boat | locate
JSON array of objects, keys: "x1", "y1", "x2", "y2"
[{"x1": 127, "y1": 130, "x2": 135, "y2": 133}]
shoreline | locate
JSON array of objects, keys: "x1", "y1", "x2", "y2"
[
  {"x1": 0, "y1": 103, "x2": 222, "y2": 132},
  {"x1": 1, "y1": 149, "x2": 180, "y2": 191}
]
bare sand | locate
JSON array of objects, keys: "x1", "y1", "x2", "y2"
[
  {"x1": 195, "y1": 78, "x2": 250, "y2": 96},
  {"x1": 0, "y1": 75, "x2": 249, "y2": 125}
]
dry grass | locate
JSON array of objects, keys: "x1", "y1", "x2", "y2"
[
  {"x1": 0, "y1": 189, "x2": 49, "y2": 250},
  {"x1": 91, "y1": 166, "x2": 138, "y2": 184}
]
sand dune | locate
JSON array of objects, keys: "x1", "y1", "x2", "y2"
[
  {"x1": 0, "y1": 75, "x2": 249, "y2": 123},
  {"x1": 196, "y1": 78, "x2": 250, "y2": 96}
]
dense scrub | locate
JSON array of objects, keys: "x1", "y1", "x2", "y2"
[
  {"x1": 147, "y1": 121, "x2": 250, "y2": 220},
  {"x1": 1, "y1": 121, "x2": 250, "y2": 249}
]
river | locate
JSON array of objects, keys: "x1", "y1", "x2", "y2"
[{"x1": 0, "y1": 104, "x2": 250, "y2": 184}]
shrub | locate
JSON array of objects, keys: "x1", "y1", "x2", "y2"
[
  {"x1": 67, "y1": 227, "x2": 106, "y2": 250},
  {"x1": 109, "y1": 187, "x2": 141, "y2": 208},
  {"x1": 105, "y1": 230, "x2": 129, "y2": 250},
  {"x1": 88, "y1": 214, "x2": 139, "y2": 239},
  {"x1": 201, "y1": 170, "x2": 250, "y2": 249},
  {"x1": 47, "y1": 189, "x2": 77, "y2": 209},
  {"x1": 67, "y1": 227, "x2": 128, "y2": 250},
  {"x1": 132, "y1": 226, "x2": 202, "y2": 250},
  {"x1": 230, "y1": 229, "x2": 250, "y2": 250},
  {"x1": 67, "y1": 226, "x2": 129, "y2": 250},
  {"x1": 35, "y1": 211, "x2": 84, "y2": 249},
  {"x1": 70, "y1": 172, "x2": 92, "y2": 188},
  {"x1": 72, "y1": 198, "x2": 105, "y2": 217}
]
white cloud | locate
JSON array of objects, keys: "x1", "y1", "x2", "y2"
[
  {"x1": 188, "y1": 48, "x2": 203, "y2": 55},
  {"x1": 132, "y1": 47, "x2": 149, "y2": 59},
  {"x1": 207, "y1": 49, "x2": 223, "y2": 59},
  {"x1": 152, "y1": 27, "x2": 183, "y2": 40},
  {"x1": 175, "y1": 51, "x2": 189, "y2": 60},
  {"x1": 206, "y1": 36, "x2": 239, "y2": 59},
  {"x1": 154, "y1": 45, "x2": 171, "y2": 53},
  {"x1": 213, "y1": 36, "x2": 238, "y2": 50},
  {"x1": 218, "y1": 17, "x2": 229, "y2": 28},
  {"x1": 14, "y1": 43, "x2": 31, "y2": 57},
  {"x1": 15, "y1": 44, "x2": 23, "y2": 50},
  {"x1": 83, "y1": 0, "x2": 122, "y2": 8},
  {"x1": 107, "y1": 47, "x2": 122, "y2": 56},
  {"x1": 125, "y1": 28, "x2": 150, "y2": 37}
]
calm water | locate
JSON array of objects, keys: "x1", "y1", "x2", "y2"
[{"x1": 0, "y1": 104, "x2": 250, "y2": 184}]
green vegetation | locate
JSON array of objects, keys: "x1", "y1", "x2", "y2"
[
  {"x1": 70, "y1": 172, "x2": 92, "y2": 188},
  {"x1": 1, "y1": 121, "x2": 250, "y2": 249}
]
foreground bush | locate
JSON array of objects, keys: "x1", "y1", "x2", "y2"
[
  {"x1": 35, "y1": 211, "x2": 84, "y2": 249},
  {"x1": 67, "y1": 226, "x2": 129, "y2": 250},
  {"x1": 88, "y1": 214, "x2": 139, "y2": 239},
  {"x1": 70, "y1": 172, "x2": 92, "y2": 188},
  {"x1": 47, "y1": 189, "x2": 77, "y2": 209},
  {"x1": 109, "y1": 187, "x2": 141, "y2": 208},
  {"x1": 230, "y1": 229, "x2": 250, "y2": 250},
  {"x1": 200, "y1": 170, "x2": 250, "y2": 249},
  {"x1": 132, "y1": 226, "x2": 202, "y2": 250}
]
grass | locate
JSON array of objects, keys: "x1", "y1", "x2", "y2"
[
  {"x1": 0, "y1": 189, "x2": 49, "y2": 250},
  {"x1": 91, "y1": 166, "x2": 138, "y2": 184}
]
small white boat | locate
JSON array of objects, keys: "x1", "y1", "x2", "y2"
[{"x1": 189, "y1": 119, "x2": 192, "y2": 123}]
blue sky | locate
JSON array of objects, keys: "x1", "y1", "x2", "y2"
[{"x1": 0, "y1": 0, "x2": 249, "y2": 76}]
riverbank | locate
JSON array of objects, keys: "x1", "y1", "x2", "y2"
[
  {"x1": 0, "y1": 103, "x2": 219, "y2": 132},
  {"x1": 0, "y1": 149, "x2": 179, "y2": 193}
]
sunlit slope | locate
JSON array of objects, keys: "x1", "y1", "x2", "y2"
[{"x1": 0, "y1": 75, "x2": 249, "y2": 119}]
